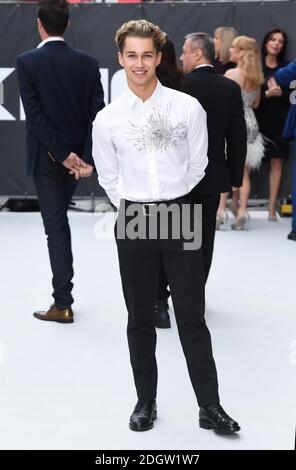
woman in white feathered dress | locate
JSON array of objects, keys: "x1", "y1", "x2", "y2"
[{"x1": 216, "y1": 35, "x2": 265, "y2": 230}]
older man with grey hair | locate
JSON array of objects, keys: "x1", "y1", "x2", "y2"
[
  {"x1": 181, "y1": 32, "x2": 216, "y2": 73},
  {"x1": 156, "y1": 31, "x2": 247, "y2": 330}
]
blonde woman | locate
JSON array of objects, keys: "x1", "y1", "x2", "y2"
[
  {"x1": 217, "y1": 36, "x2": 265, "y2": 230},
  {"x1": 213, "y1": 26, "x2": 237, "y2": 74}
]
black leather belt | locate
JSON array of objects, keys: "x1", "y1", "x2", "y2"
[{"x1": 125, "y1": 195, "x2": 191, "y2": 216}]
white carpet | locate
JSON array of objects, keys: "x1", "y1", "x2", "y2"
[{"x1": 0, "y1": 211, "x2": 295, "y2": 450}]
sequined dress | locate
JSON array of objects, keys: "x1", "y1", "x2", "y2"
[{"x1": 241, "y1": 89, "x2": 265, "y2": 169}]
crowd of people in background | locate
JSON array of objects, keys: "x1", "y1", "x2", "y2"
[
  {"x1": 155, "y1": 26, "x2": 293, "y2": 234},
  {"x1": 11, "y1": 0, "x2": 296, "y2": 238},
  {"x1": 5, "y1": 2, "x2": 295, "y2": 235},
  {"x1": 14, "y1": 0, "x2": 296, "y2": 437}
]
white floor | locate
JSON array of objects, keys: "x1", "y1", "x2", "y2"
[{"x1": 0, "y1": 210, "x2": 295, "y2": 450}]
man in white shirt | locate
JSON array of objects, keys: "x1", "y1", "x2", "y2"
[{"x1": 92, "y1": 20, "x2": 240, "y2": 435}]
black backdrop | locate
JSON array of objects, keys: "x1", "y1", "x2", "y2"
[{"x1": 0, "y1": 2, "x2": 295, "y2": 197}]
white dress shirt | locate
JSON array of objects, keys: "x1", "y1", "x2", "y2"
[
  {"x1": 194, "y1": 64, "x2": 214, "y2": 69},
  {"x1": 37, "y1": 37, "x2": 65, "y2": 49},
  {"x1": 92, "y1": 80, "x2": 208, "y2": 208}
]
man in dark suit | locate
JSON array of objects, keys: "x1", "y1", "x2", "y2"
[
  {"x1": 270, "y1": 65, "x2": 296, "y2": 241},
  {"x1": 155, "y1": 32, "x2": 247, "y2": 328},
  {"x1": 16, "y1": 0, "x2": 104, "y2": 323}
]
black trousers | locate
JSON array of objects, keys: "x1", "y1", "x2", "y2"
[
  {"x1": 115, "y1": 198, "x2": 219, "y2": 406},
  {"x1": 34, "y1": 161, "x2": 78, "y2": 309},
  {"x1": 157, "y1": 193, "x2": 220, "y2": 302}
]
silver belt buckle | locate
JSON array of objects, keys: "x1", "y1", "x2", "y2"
[{"x1": 142, "y1": 203, "x2": 156, "y2": 216}]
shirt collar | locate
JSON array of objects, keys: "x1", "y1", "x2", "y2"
[
  {"x1": 125, "y1": 79, "x2": 163, "y2": 110},
  {"x1": 194, "y1": 64, "x2": 214, "y2": 70},
  {"x1": 37, "y1": 37, "x2": 65, "y2": 49}
]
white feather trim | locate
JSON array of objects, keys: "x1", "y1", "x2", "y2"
[{"x1": 246, "y1": 132, "x2": 266, "y2": 170}]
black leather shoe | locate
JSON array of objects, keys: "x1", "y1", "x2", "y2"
[
  {"x1": 199, "y1": 404, "x2": 240, "y2": 434},
  {"x1": 287, "y1": 230, "x2": 296, "y2": 241},
  {"x1": 129, "y1": 399, "x2": 157, "y2": 432},
  {"x1": 154, "y1": 300, "x2": 171, "y2": 329}
]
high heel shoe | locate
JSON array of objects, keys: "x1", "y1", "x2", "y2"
[
  {"x1": 268, "y1": 213, "x2": 278, "y2": 222},
  {"x1": 231, "y1": 212, "x2": 249, "y2": 230},
  {"x1": 216, "y1": 211, "x2": 228, "y2": 230}
]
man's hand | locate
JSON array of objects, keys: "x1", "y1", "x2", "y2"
[
  {"x1": 63, "y1": 152, "x2": 88, "y2": 180},
  {"x1": 63, "y1": 152, "x2": 85, "y2": 170},
  {"x1": 79, "y1": 164, "x2": 94, "y2": 178},
  {"x1": 232, "y1": 186, "x2": 240, "y2": 192},
  {"x1": 69, "y1": 164, "x2": 94, "y2": 179}
]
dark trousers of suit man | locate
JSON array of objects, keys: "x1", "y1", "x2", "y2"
[
  {"x1": 157, "y1": 193, "x2": 220, "y2": 302},
  {"x1": 292, "y1": 154, "x2": 296, "y2": 232},
  {"x1": 34, "y1": 160, "x2": 78, "y2": 309},
  {"x1": 115, "y1": 197, "x2": 220, "y2": 406}
]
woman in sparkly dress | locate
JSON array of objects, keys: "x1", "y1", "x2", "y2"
[{"x1": 217, "y1": 36, "x2": 265, "y2": 230}]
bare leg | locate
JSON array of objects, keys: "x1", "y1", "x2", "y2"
[
  {"x1": 216, "y1": 192, "x2": 229, "y2": 230},
  {"x1": 269, "y1": 158, "x2": 283, "y2": 217},
  {"x1": 231, "y1": 190, "x2": 239, "y2": 217},
  {"x1": 217, "y1": 192, "x2": 228, "y2": 216},
  {"x1": 237, "y1": 165, "x2": 251, "y2": 217}
]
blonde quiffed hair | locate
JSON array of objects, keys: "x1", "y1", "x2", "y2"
[
  {"x1": 115, "y1": 19, "x2": 167, "y2": 54},
  {"x1": 232, "y1": 35, "x2": 264, "y2": 88}
]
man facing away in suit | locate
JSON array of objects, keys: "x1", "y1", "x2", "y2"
[
  {"x1": 155, "y1": 32, "x2": 247, "y2": 328},
  {"x1": 16, "y1": 0, "x2": 105, "y2": 323},
  {"x1": 269, "y1": 64, "x2": 296, "y2": 241}
]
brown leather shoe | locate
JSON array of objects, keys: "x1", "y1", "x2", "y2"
[{"x1": 33, "y1": 305, "x2": 74, "y2": 323}]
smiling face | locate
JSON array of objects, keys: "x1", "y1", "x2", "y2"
[
  {"x1": 118, "y1": 36, "x2": 161, "y2": 91},
  {"x1": 266, "y1": 32, "x2": 285, "y2": 57}
]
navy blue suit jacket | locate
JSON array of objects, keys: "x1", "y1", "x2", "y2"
[
  {"x1": 275, "y1": 60, "x2": 296, "y2": 140},
  {"x1": 16, "y1": 41, "x2": 105, "y2": 176}
]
